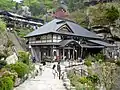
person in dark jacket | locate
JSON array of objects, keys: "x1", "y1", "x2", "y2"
[
  {"x1": 57, "y1": 62, "x2": 61, "y2": 79},
  {"x1": 42, "y1": 61, "x2": 46, "y2": 71}
]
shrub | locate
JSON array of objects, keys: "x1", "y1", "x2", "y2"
[
  {"x1": 87, "y1": 74, "x2": 99, "y2": 84},
  {"x1": 84, "y1": 60, "x2": 92, "y2": 67},
  {"x1": 18, "y1": 51, "x2": 30, "y2": 65},
  {"x1": 67, "y1": 70, "x2": 80, "y2": 86},
  {"x1": 94, "y1": 53, "x2": 105, "y2": 62},
  {"x1": 78, "y1": 76, "x2": 88, "y2": 84},
  {"x1": 2, "y1": 70, "x2": 18, "y2": 83},
  {"x1": 7, "y1": 62, "x2": 29, "y2": 78},
  {"x1": 86, "y1": 55, "x2": 95, "y2": 62},
  {"x1": 0, "y1": 76, "x2": 14, "y2": 90}
]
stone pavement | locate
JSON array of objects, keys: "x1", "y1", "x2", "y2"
[{"x1": 14, "y1": 63, "x2": 66, "y2": 90}]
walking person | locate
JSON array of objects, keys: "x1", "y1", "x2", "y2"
[
  {"x1": 52, "y1": 64, "x2": 57, "y2": 79},
  {"x1": 57, "y1": 62, "x2": 61, "y2": 79},
  {"x1": 42, "y1": 61, "x2": 46, "y2": 71},
  {"x1": 39, "y1": 64, "x2": 42, "y2": 75}
]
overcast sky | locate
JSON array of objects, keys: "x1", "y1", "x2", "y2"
[{"x1": 13, "y1": 0, "x2": 23, "y2": 3}]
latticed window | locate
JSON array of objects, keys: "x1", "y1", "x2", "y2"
[
  {"x1": 41, "y1": 35, "x2": 46, "y2": 40},
  {"x1": 36, "y1": 36, "x2": 40, "y2": 41},
  {"x1": 47, "y1": 34, "x2": 52, "y2": 40},
  {"x1": 47, "y1": 34, "x2": 52, "y2": 42}
]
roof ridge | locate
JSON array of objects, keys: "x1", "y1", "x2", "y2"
[{"x1": 55, "y1": 17, "x2": 75, "y2": 23}]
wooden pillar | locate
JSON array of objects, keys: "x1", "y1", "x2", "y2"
[
  {"x1": 81, "y1": 47, "x2": 83, "y2": 58},
  {"x1": 73, "y1": 48, "x2": 75, "y2": 60},
  {"x1": 68, "y1": 49, "x2": 70, "y2": 59},
  {"x1": 76, "y1": 50, "x2": 77, "y2": 60},
  {"x1": 39, "y1": 50, "x2": 41, "y2": 62},
  {"x1": 50, "y1": 46, "x2": 53, "y2": 56},
  {"x1": 63, "y1": 48, "x2": 65, "y2": 60}
]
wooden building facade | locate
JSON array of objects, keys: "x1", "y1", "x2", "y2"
[
  {"x1": 0, "y1": 10, "x2": 44, "y2": 30},
  {"x1": 25, "y1": 18, "x2": 115, "y2": 62}
]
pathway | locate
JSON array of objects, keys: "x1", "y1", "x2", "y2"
[{"x1": 14, "y1": 63, "x2": 66, "y2": 90}]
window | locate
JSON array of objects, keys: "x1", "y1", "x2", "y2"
[
  {"x1": 46, "y1": 34, "x2": 52, "y2": 42},
  {"x1": 53, "y1": 35, "x2": 57, "y2": 39},
  {"x1": 58, "y1": 35, "x2": 61, "y2": 39},
  {"x1": 36, "y1": 37, "x2": 40, "y2": 41},
  {"x1": 47, "y1": 34, "x2": 52, "y2": 40},
  {"x1": 41, "y1": 35, "x2": 46, "y2": 39},
  {"x1": 31, "y1": 37, "x2": 35, "y2": 41},
  {"x1": 41, "y1": 35, "x2": 47, "y2": 43}
]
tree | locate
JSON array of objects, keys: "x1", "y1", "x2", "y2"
[
  {"x1": 69, "y1": 10, "x2": 89, "y2": 28},
  {"x1": 0, "y1": 19, "x2": 6, "y2": 34},
  {"x1": 95, "y1": 62, "x2": 120, "y2": 90},
  {"x1": 105, "y1": 6, "x2": 119, "y2": 24},
  {"x1": 17, "y1": 6, "x2": 31, "y2": 16},
  {"x1": 0, "y1": 0, "x2": 15, "y2": 11},
  {"x1": 67, "y1": 0, "x2": 85, "y2": 12},
  {"x1": 0, "y1": 19, "x2": 6, "y2": 44},
  {"x1": 23, "y1": 0, "x2": 53, "y2": 17},
  {"x1": 18, "y1": 51, "x2": 30, "y2": 65}
]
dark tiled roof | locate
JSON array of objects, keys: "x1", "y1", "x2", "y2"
[
  {"x1": 25, "y1": 19, "x2": 100, "y2": 39},
  {"x1": 88, "y1": 40, "x2": 116, "y2": 47},
  {"x1": 30, "y1": 42, "x2": 60, "y2": 46}
]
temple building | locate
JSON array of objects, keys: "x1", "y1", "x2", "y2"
[
  {"x1": 25, "y1": 18, "x2": 115, "y2": 62},
  {"x1": 0, "y1": 10, "x2": 44, "y2": 30}
]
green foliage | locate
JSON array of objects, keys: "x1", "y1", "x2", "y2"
[
  {"x1": 29, "y1": 2, "x2": 46, "y2": 16},
  {"x1": 15, "y1": 28, "x2": 33, "y2": 38},
  {"x1": 7, "y1": 62, "x2": 29, "y2": 78},
  {"x1": 94, "y1": 53, "x2": 105, "y2": 62},
  {"x1": 67, "y1": 70, "x2": 80, "y2": 86},
  {"x1": 67, "y1": 0, "x2": 85, "y2": 12},
  {"x1": 18, "y1": 51, "x2": 30, "y2": 65},
  {"x1": 0, "y1": 19, "x2": 6, "y2": 34},
  {"x1": 105, "y1": 6, "x2": 119, "y2": 23},
  {"x1": 69, "y1": 10, "x2": 89, "y2": 28},
  {"x1": 78, "y1": 76, "x2": 89, "y2": 84},
  {"x1": 96, "y1": 62, "x2": 120, "y2": 90},
  {"x1": 2, "y1": 70, "x2": 17, "y2": 83},
  {"x1": 88, "y1": 3, "x2": 120, "y2": 26},
  {"x1": 84, "y1": 60, "x2": 92, "y2": 67},
  {"x1": 0, "y1": 76, "x2": 14, "y2": 90},
  {"x1": 0, "y1": 0, "x2": 15, "y2": 11},
  {"x1": 67, "y1": 69, "x2": 98, "y2": 90},
  {"x1": 89, "y1": 3, "x2": 108, "y2": 26},
  {"x1": 23, "y1": 0, "x2": 53, "y2": 17},
  {"x1": 87, "y1": 74, "x2": 99, "y2": 85}
]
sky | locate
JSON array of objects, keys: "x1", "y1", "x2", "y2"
[{"x1": 13, "y1": 0, "x2": 23, "y2": 3}]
